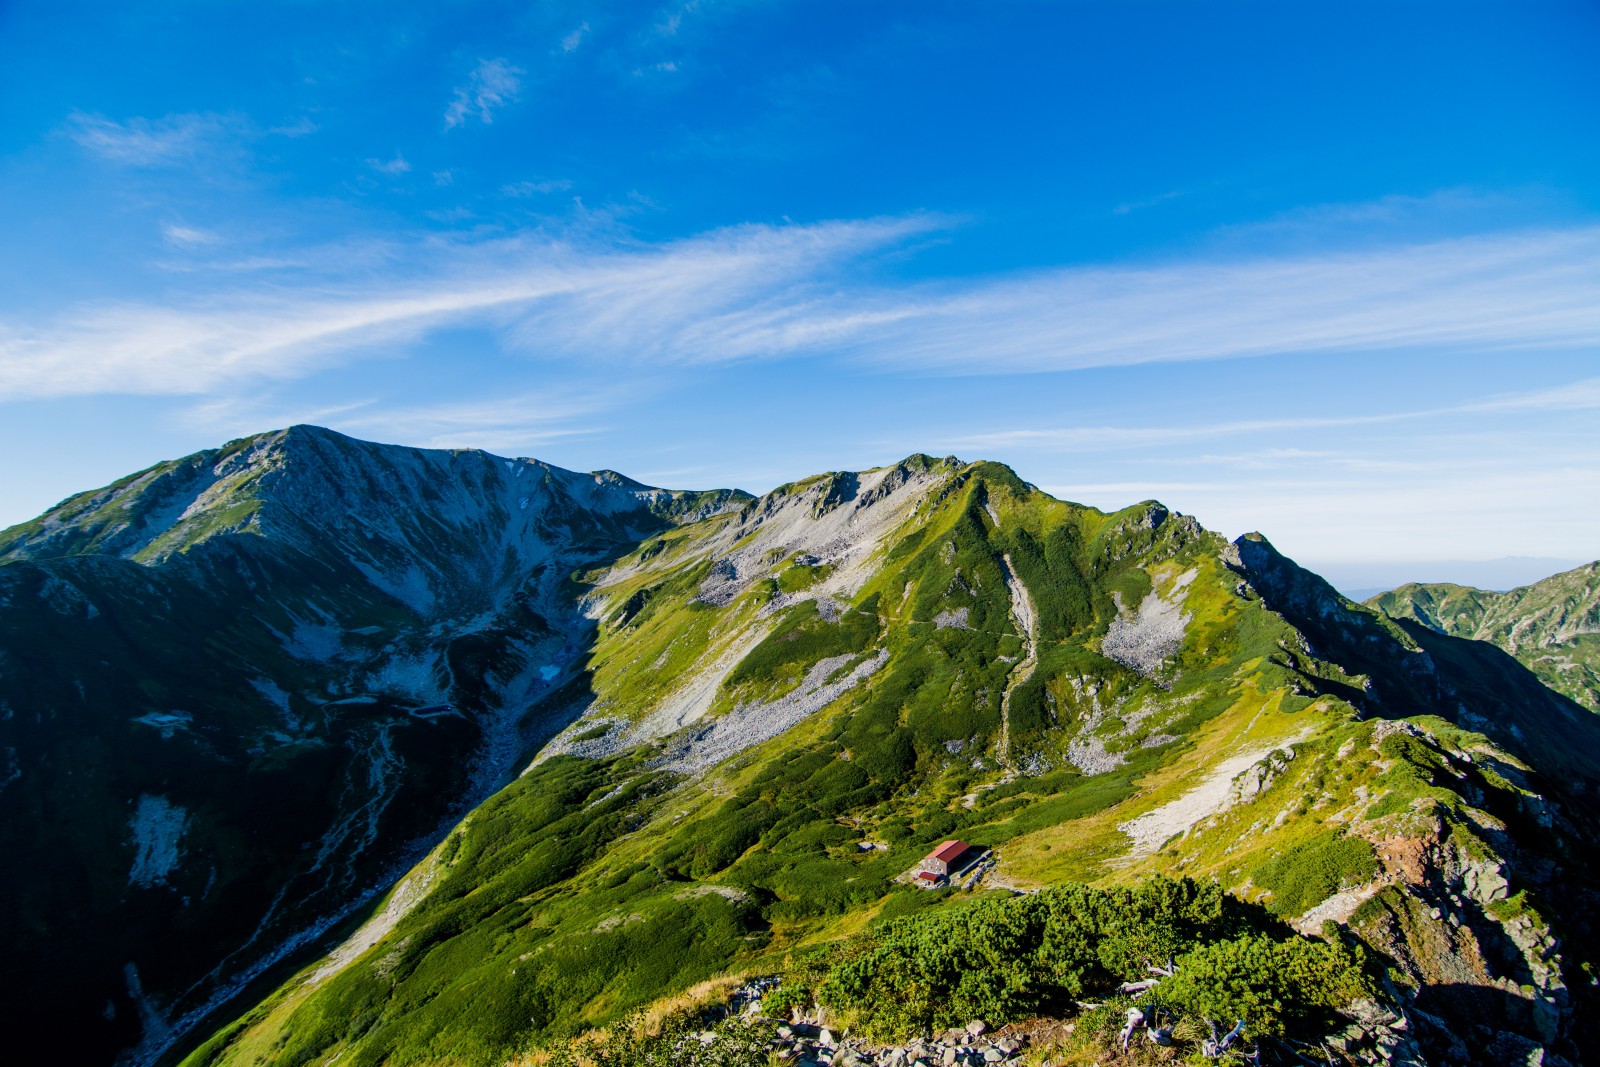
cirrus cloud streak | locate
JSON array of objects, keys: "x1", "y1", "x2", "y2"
[{"x1": 2, "y1": 217, "x2": 1599, "y2": 401}]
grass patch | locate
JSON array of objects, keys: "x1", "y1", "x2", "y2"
[{"x1": 1252, "y1": 830, "x2": 1378, "y2": 917}]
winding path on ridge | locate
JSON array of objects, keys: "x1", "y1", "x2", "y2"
[{"x1": 998, "y1": 552, "x2": 1039, "y2": 768}]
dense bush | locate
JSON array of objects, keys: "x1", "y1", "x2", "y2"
[
  {"x1": 811, "y1": 878, "x2": 1249, "y2": 1035},
  {"x1": 1002, "y1": 523, "x2": 1095, "y2": 638},
  {"x1": 1160, "y1": 933, "x2": 1373, "y2": 1035},
  {"x1": 772, "y1": 876, "x2": 1374, "y2": 1041}
]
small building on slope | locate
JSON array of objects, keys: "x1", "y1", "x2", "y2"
[{"x1": 919, "y1": 839, "x2": 972, "y2": 879}]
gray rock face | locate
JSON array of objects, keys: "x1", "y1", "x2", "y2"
[
  {"x1": 1230, "y1": 746, "x2": 1296, "y2": 802},
  {"x1": 653, "y1": 649, "x2": 889, "y2": 775}
]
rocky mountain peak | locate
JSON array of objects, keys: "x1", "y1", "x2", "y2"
[{"x1": 0, "y1": 425, "x2": 746, "y2": 572}]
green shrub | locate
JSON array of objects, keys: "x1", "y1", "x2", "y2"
[
  {"x1": 795, "y1": 875, "x2": 1377, "y2": 1043},
  {"x1": 1003, "y1": 523, "x2": 1095, "y2": 638},
  {"x1": 1252, "y1": 831, "x2": 1378, "y2": 917},
  {"x1": 815, "y1": 877, "x2": 1258, "y2": 1038},
  {"x1": 1160, "y1": 933, "x2": 1375, "y2": 1035},
  {"x1": 778, "y1": 561, "x2": 833, "y2": 592}
]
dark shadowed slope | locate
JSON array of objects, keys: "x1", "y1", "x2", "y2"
[
  {"x1": 1370, "y1": 562, "x2": 1600, "y2": 712},
  {"x1": 0, "y1": 425, "x2": 747, "y2": 1065}
]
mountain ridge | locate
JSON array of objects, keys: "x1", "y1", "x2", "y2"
[
  {"x1": 1369, "y1": 563, "x2": 1600, "y2": 713},
  {"x1": 0, "y1": 427, "x2": 1594, "y2": 1067},
  {"x1": 0, "y1": 424, "x2": 752, "y2": 567},
  {"x1": 166, "y1": 434, "x2": 1595, "y2": 1067}
]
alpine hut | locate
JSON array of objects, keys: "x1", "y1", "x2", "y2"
[{"x1": 919, "y1": 839, "x2": 972, "y2": 879}]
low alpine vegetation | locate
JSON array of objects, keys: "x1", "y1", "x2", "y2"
[
  {"x1": 540, "y1": 877, "x2": 1381, "y2": 1067},
  {"x1": 771, "y1": 876, "x2": 1374, "y2": 1041}
]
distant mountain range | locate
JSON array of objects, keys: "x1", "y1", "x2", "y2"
[
  {"x1": 1, "y1": 427, "x2": 1594, "y2": 1067},
  {"x1": 1371, "y1": 564, "x2": 1600, "y2": 713},
  {"x1": 1307, "y1": 558, "x2": 1586, "y2": 603}
]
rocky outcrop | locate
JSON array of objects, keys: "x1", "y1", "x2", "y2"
[
  {"x1": 1325, "y1": 999, "x2": 1429, "y2": 1067},
  {"x1": 1352, "y1": 821, "x2": 1572, "y2": 1063},
  {"x1": 1229, "y1": 746, "x2": 1296, "y2": 803}
]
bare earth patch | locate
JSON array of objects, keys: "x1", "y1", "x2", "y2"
[
  {"x1": 1118, "y1": 733, "x2": 1308, "y2": 859},
  {"x1": 1293, "y1": 881, "x2": 1386, "y2": 934},
  {"x1": 997, "y1": 553, "x2": 1038, "y2": 764}
]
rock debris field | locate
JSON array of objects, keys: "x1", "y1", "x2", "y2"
[
  {"x1": 657, "y1": 650, "x2": 889, "y2": 774},
  {"x1": 768, "y1": 1019, "x2": 1030, "y2": 1067},
  {"x1": 1100, "y1": 568, "x2": 1196, "y2": 677}
]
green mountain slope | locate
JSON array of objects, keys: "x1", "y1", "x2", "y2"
[
  {"x1": 0, "y1": 426, "x2": 748, "y2": 1066},
  {"x1": 1369, "y1": 563, "x2": 1600, "y2": 712},
  {"x1": 168, "y1": 452, "x2": 1598, "y2": 1067}
]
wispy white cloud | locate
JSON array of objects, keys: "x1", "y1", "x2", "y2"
[
  {"x1": 68, "y1": 111, "x2": 229, "y2": 166},
  {"x1": 490, "y1": 221, "x2": 1600, "y2": 376},
  {"x1": 0, "y1": 217, "x2": 927, "y2": 400},
  {"x1": 182, "y1": 395, "x2": 379, "y2": 434},
  {"x1": 654, "y1": 1, "x2": 708, "y2": 39},
  {"x1": 68, "y1": 109, "x2": 319, "y2": 170},
  {"x1": 4, "y1": 214, "x2": 1600, "y2": 403},
  {"x1": 183, "y1": 388, "x2": 614, "y2": 456},
  {"x1": 367, "y1": 154, "x2": 412, "y2": 175},
  {"x1": 950, "y1": 376, "x2": 1600, "y2": 454},
  {"x1": 1211, "y1": 188, "x2": 1539, "y2": 245},
  {"x1": 267, "y1": 117, "x2": 319, "y2": 138},
  {"x1": 158, "y1": 255, "x2": 311, "y2": 274},
  {"x1": 1113, "y1": 189, "x2": 1187, "y2": 215},
  {"x1": 1461, "y1": 375, "x2": 1600, "y2": 413},
  {"x1": 561, "y1": 21, "x2": 590, "y2": 52},
  {"x1": 1040, "y1": 481, "x2": 1235, "y2": 497},
  {"x1": 950, "y1": 415, "x2": 1404, "y2": 452},
  {"x1": 444, "y1": 58, "x2": 525, "y2": 129},
  {"x1": 161, "y1": 223, "x2": 220, "y2": 248},
  {"x1": 838, "y1": 226, "x2": 1600, "y2": 375},
  {"x1": 336, "y1": 390, "x2": 610, "y2": 448},
  {"x1": 502, "y1": 178, "x2": 573, "y2": 197}
]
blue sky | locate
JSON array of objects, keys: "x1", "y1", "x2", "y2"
[{"x1": 1, "y1": 1, "x2": 1597, "y2": 587}]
